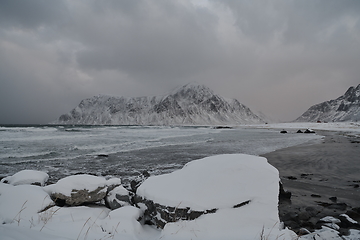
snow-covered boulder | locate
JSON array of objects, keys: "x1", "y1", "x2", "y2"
[
  {"x1": 304, "y1": 128, "x2": 316, "y2": 133},
  {"x1": 1, "y1": 170, "x2": 49, "y2": 186},
  {"x1": 299, "y1": 226, "x2": 345, "y2": 240},
  {"x1": 105, "y1": 185, "x2": 133, "y2": 210},
  {"x1": 339, "y1": 214, "x2": 359, "y2": 228},
  {"x1": 0, "y1": 183, "x2": 54, "y2": 226},
  {"x1": 105, "y1": 177, "x2": 122, "y2": 192},
  {"x1": 100, "y1": 206, "x2": 145, "y2": 237},
  {"x1": 45, "y1": 175, "x2": 108, "y2": 206},
  {"x1": 136, "y1": 154, "x2": 296, "y2": 239},
  {"x1": 318, "y1": 216, "x2": 341, "y2": 230}
]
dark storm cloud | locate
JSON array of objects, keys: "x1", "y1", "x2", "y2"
[
  {"x1": 0, "y1": 0, "x2": 359, "y2": 123},
  {"x1": 73, "y1": 0, "x2": 220, "y2": 82},
  {"x1": 208, "y1": 0, "x2": 360, "y2": 120},
  {"x1": 215, "y1": 0, "x2": 360, "y2": 44},
  {"x1": 282, "y1": 1, "x2": 360, "y2": 44},
  {"x1": 0, "y1": 0, "x2": 68, "y2": 29}
]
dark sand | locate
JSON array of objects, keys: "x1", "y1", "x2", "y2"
[{"x1": 262, "y1": 130, "x2": 360, "y2": 232}]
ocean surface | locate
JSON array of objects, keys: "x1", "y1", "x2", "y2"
[{"x1": 0, "y1": 125, "x2": 322, "y2": 185}]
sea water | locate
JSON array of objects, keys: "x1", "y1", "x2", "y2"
[{"x1": 0, "y1": 125, "x2": 321, "y2": 184}]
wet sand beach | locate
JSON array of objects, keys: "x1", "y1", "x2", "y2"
[{"x1": 262, "y1": 130, "x2": 360, "y2": 233}]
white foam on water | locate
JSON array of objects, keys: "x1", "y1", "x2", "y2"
[
  {"x1": 0, "y1": 126, "x2": 218, "y2": 163},
  {"x1": 0, "y1": 125, "x2": 323, "y2": 180}
]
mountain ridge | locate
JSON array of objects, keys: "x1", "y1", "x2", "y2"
[
  {"x1": 295, "y1": 84, "x2": 360, "y2": 122},
  {"x1": 55, "y1": 84, "x2": 266, "y2": 125}
]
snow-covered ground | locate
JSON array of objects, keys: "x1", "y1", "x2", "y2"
[{"x1": 1, "y1": 154, "x2": 297, "y2": 240}]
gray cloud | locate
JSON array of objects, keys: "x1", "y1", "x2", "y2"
[
  {"x1": 72, "y1": 0, "x2": 220, "y2": 82},
  {"x1": 0, "y1": 0, "x2": 68, "y2": 29},
  {"x1": 0, "y1": 0, "x2": 359, "y2": 123}
]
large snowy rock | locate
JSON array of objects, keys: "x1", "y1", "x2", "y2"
[
  {"x1": 45, "y1": 175, "x2": 108, "y2": 206},
  {"x1": 296, "y1": 84, "x2": 360, "y2": 122},
  {"x1": 55, "y1": 83, "x2": 265, "y2": 125},
  {"x1": 1, "y1": 170, "x2": 49, "y2": 186},
  {"x1": 0, "y1": 183, "x2": 54, "y2": 225},
  {"x1": 99, "y1": 206, "x2": 145, "y2": 238},
  {"x1": 136, "y1": 154, "x2": 296, "y2": 239},
  {"x1": 104, "y1": 177, "x2": 122, "y2": 192}
]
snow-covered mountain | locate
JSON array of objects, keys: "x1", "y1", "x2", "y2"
[
  {"x1": 295, "y1": 84, "x2": 360, "y2": 122},
  {"x1": 55, "y1": 83, "x2": 265, "y2": 125}
]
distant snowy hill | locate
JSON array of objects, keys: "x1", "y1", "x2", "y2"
[
  {"x1": 55, "y1": 83, "x2": 265, "y2": 125},
  {"x1": 295, "y1": 84, "x2": 360, "y2": 122}
]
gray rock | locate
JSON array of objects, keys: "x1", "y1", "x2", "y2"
[
  {"x1": 130, "y1": 171, "x2": 150, "y2": 192},
  {"x1": 305, "y1": 206, "x2": 320, "y2": 217},
  {"x1": 134, "y1": 194, "x2": 251, "y2": 229},
  {"x1": 299, "y1": 211, "x2": 311, "y2": 221},
  {"x1": 339, "y1": 214, "x2": 359, "y2": 228},
  {"x1": 279, "y1": 181, "x2": 291, "y2": 201},
  {"x1": 298, "y1": 228, "x2": 311, "y2": 236},
  {"x1": 51, "y1": 186, "x2": 107, "y2": 206},
  {"x1": 304, "y1": 129, "x2": 316, "y2": 134},
  {"x1": 49, "y1": 174, "x2": 108, "y2": 206},
  {"x1": 105, "y1": 178, "x2": 122, "y2": 193},
  {"x1": 134, "y1": 196, "x2": 218, "y2": 228},
  {"x1": 105, "y1": 185, "x2": 133, "y2": 210}
]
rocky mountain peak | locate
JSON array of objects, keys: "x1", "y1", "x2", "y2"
[
  {"x1": 55, "y1": 83, "x2": 265, "y2": 125},
  {"x1": 295, "y1": 84, "x2": 360, "y2": 122},
  {"x1": 170, "y1": 83, "x2": 215, "y2": 102},
  {"x1": 342, "y1": 84, "x2": 360, "y2": 102}
]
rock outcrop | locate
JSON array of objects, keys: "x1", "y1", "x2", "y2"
[{"x1": 135, "y1": 154, "x2": 280, "y2": 230}]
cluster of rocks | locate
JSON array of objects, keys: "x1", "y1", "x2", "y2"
[
  {"x1": 280, "y1": 203, "x2": 360, "y2": 235},
  {"x1": 2, "y1": 165, "x2": 359, "y2": 239},
  {"x1": 0, "y1": 170, "x2": 137, "y2": 210},
  {"x1": 1, "y1": 169, "x2": 219, "y2": 228},
  {"x1": 278, "y1": 186, "x2": 360, "y2": 239},
  {"x1": 280, "y1": 129, "x2": 316, "y2": 134},
  {"x1": 0, "y1": 155, "x2": 279, "y2": 234}
]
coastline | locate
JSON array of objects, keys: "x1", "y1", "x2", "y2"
[
  {"x1": 1, "y1": 124, "x2": 360, "y2": 239},
  {"x1": 262, "y1": 130, "x2": 360, "y2": 233}
]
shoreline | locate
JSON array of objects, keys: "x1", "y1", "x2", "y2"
[
  {"x1": 1, "y1": 125, "x2": 360, "y2": 239},
  {"x1": 262, "y1": 130, "x2": 360, "y2": 233}
]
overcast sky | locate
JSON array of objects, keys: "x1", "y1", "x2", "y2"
[{"x1": 1, "y1": 0, "x2": 359, "y2": 124}]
